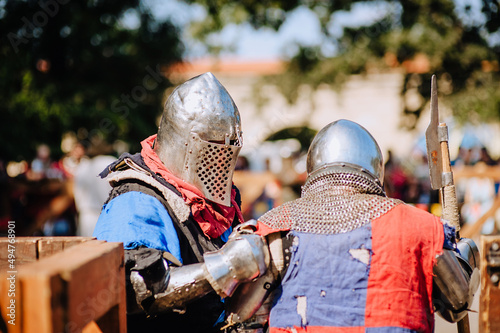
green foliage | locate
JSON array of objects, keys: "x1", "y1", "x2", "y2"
[
  {"x1": 0, "y1": 0, "x2": 183, "y2": 161},
  {"x1": 2, "y1": 0, "x2": 499, "y2": 163},
  {"x1": 266, "y1": 126, "x2": 317, "y2": 152},
  {"x1": 188, "y1": 0, "x2": 500, "y2": 129}
]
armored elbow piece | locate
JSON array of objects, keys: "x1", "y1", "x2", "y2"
[
  {"x1": 224, "y1": 231, "x2": 293, "y2": 332},
  {"x1": 433, "y1": 237, "x2": 480, "y2": 322},
  {"x1": 204, "y1": 232, "x2": 271, "y2": 298}
]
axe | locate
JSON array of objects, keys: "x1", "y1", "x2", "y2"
[{"x1": 425, "y1": 74, "x2": 470, "y2": 333}]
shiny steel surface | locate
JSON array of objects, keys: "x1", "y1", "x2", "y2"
[
  {"x1": 154, "y1": 72, "x2": 242, "y2": 206},
  {"x1": 425, "y1": 75, "x2": 443, "y2": 190},
  {"x1": 204, "y1": 233, "x2": 270, "y2": 298},
  {"x1": 456, "y1": 237, "x2": 481, "y2": 315},
  {"x1": 226, "y1": 268, "x2": 276, "y2": 324},
  {"x1": 306, "y1": 119, "x2": 384, "y2": 186},
  {"x1": 456, "y1": 237, "x2": 480, "y2": 271},
  {"x1": 184, "y1": 132, "x2": 241, "y2": 206},
  {"x1": 433, "y1": 249, "x2": 474, "y2": 322},
  {"x1": 149, "y1": 263, "x2": 213, "y2": 313}
]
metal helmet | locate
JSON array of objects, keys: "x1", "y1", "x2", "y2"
[
  {"x1": 154, "y1": 72, "x2": 242, "y2": 206},
  {"x1": 306, "y1": 119, "x2": 384, "y2": 186}
]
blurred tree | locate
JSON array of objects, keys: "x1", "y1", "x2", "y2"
[
  {"x1": 0, "y1": 0, "x2": 183, "y2": 162},
  {"x1": 266, "y1": 126, "x2": 317, "y2": 152},
  {"x1": 186, "y1": 0, "x2": 500, "y2": 129}
]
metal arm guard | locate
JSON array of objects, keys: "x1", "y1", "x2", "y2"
[
  {"x1": 204, "y1": 229, "x2": 271, "y2": 298},
  {"x1": 433, "y1": 237, "x2": 480, "y2": 323},
  {"x1": 129, "y1": 227, "x2": 270, "y2": 315}
]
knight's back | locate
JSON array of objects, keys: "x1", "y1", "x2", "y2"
[{"x1": 256, "y1": 120, "x2": 451, "y2": 333}]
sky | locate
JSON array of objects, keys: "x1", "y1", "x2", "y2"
[
  {"x1": 133, "y1": 0, "x2": 496, "y2": 61},
  {"x1": 139, "y1": 0, "x2": 398, "y2": 61}
]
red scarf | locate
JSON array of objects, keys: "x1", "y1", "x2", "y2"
[{"x1": 141, "y1": 135, "x2": 243, "y2": 239}]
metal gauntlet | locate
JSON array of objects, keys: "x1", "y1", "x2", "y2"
[
  {"x1": 433, "y1": 237, "x2": 480, "y2": 322},
  {"x1": 204, "y1": 231, "x2": 271, "y2": 298}
]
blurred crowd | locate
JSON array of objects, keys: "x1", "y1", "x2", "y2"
[
  {"x1": 0, "y1": 140, "x2": 116, "y2": 237},
  {"x1": 1, "y1": 136, "x2": 499, "y2": 238},
  {"x1": 384, "y1": 143, "x2": 500, "y2": 235}
]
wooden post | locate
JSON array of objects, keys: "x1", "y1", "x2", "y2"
[{"x1": 480, "y1": 235, "x2": 500, "y2": 333}]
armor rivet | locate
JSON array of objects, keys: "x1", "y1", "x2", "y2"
[
  {"x1": 492, "y1": 242, "x2": 499, "y2": 251},
  {"x1": 491, "y1": 273, "x2": 500, "y2": 284},
  {"x1": 264, "y1": 282, "x2": 272, "y2": 290},
  {"x1": 189, "y1": 150, "x2": 192, "y2": 153},
  {"x1": 185, "y1": 142, "x2": 188, "y2": 146}
]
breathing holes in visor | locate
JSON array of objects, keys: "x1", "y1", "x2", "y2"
[{"x1": 196, "y1": 144, "x2": 235, "y2": 201}]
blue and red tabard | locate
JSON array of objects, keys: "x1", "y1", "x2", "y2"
[{"x1": 256, "y1": 203, "x2": 446, "y2": 333}]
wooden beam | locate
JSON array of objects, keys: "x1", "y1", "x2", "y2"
[
  {"x1": 479, "y1": 235, "x2": 500, "y2": 333},
  {"x1": 461, "y1": 194, "x2": 500, "y2": 239},
  {"x1": 0, "y1": 237, "x2": 96, "y2": 269},
  {"x1": 37, "y1": 236, "x2": 96, "y2": 259},
  {"x1": 0, "y1": 237, "x2": 40, "y2": 270},
  {"x1": 0, "y1": 268, "x2": 21, "y2": 333},
  {"x1": 14, "y1": 240, "x2": 125, "y2": 333},
  {"x1": 453, "y1": 165, "x2": 500, "y2": 181}
]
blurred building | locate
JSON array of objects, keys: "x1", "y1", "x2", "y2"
[
  {"x1": 168, "y1": 58, "x2": 500, "y2": 163},
  {"x1": 168, "y1": 59, "x2": 424, "y2": 163}
]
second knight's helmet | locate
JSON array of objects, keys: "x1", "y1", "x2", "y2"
[
  {"x1": 154, "y1": 72, "x2": 242, "y2": 206},
  {"x1": 306, "y1": 119, "x2": 385, "y2": 193}
]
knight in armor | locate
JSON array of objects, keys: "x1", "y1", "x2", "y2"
[
  {"x1": 225, "y1": 119, "x2": 480, "y2": 333},
  {"x1": 93, "y1": 73, "x2": 269, "y2": 333}
]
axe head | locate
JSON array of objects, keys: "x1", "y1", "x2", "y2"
[{"x1": 425, "y1": 75, "x2": 443, "y2": 190}]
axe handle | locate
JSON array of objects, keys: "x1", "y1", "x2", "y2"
[
  {"x1": 439, "y1": 125, "x2": 460, "y2": 230},
  {"x1": 439, "y1": 124, "x2": 469, "y2": 333},
  {"x1": 440, "y1": 138, "x2": 452, "y2": 174},
  {"x1": 441, "y1": 185, "x2": 460, "y2": 231},
  {"x1": 457, "y1": 312, "x2": 470, "y2": 333}
]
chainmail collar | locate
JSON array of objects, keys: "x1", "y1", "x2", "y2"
[
  {"x1": 303, "y1": 169, "x2": 385, "y2": 197},
  {"x1": 259, "y1": 172, "x2": 402, "y2": 234}
]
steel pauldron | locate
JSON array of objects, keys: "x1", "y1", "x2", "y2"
[{"x1": 433, "y1": 237, "x2": 480, "y2": 322}]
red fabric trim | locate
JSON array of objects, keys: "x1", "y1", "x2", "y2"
[
  {"x1": 255, "y1": 220, "x2": 289, "y2": 236},
  {"x1": 140, "y1": 135, "x2": 244, "y2": 238},
  {"x1": 364, "y1": 204, "x2": 444, "y2": 332}
]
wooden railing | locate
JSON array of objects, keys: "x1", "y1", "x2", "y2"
[
  {"x1": 453, "y1": 164, "x2": 500, "y2": 239},
  {"x1": 480, "y1": 235, "x2": 500, "y2": 333},
  {"x1": 0, "y1": 237, "x2": 126, "y2": 333}
]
